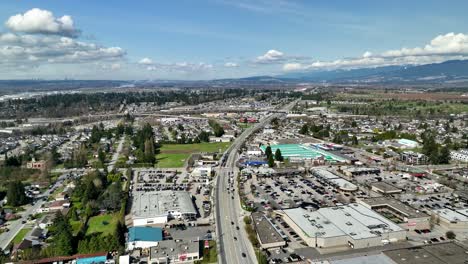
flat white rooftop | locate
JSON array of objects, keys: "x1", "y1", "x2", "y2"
[
  {"x1": 434, "y1": 208, "x2": 468, "y2": 222},
  {"x1": 131, "y1": 190, "x2": 196, "y2": 219},
  {"x1": 283, "y1": 203, "x2": 403, "y2": 240}
]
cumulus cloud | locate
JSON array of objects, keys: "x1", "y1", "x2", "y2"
[
  {"x1": 0, "y1": 33, "x2": 125, "y2": 66},
  {"x1": 138, "y1": 57, "x2": 153, "y2": 65},
  {"x1": 282, "y1": 63, "x2": 304, "y2": 71},
  {"x1": 6, "y1": 8, "x2": 80, "y2": 37},
  {"x1": 224, "y1": 62, "x2": 238, "y2": 67},
  {"x1": 256, "y1": 49, "x2": 284, "y2": 63},
  {"x1": 283, "y1": 32, "x2": 468, "y2": 71},
  {"x1": 382, "y1": 32, "x2": 468, "y2": 58}
]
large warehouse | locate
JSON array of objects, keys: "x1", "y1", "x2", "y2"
[
  {"x1": 131, "y1": 190, "x2": 197, "y2": 226},
  {"x1": 279, "y1": 204, "x2": 406, "y2": 249}
]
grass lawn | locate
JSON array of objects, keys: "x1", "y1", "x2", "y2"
[
  {"x1": 156, "y1": 142, "x2": 231, "y2": 168},
  {"x1": 156, "y1": 153, "x2": 190, "y2": 168},
  {"x1": 70, "y1": 220, "x2": 82, "y2": 235},
  {"x1": 13, "y1": 228, "x2": 31, "y2": 244},
  {"x1": 86, "y1": 213, "x2": 119, "y2": 236},
  {"x1": 198, "y1": 241, "x2": 217, "y2": 263}
]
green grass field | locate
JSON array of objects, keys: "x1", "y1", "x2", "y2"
[
  {"x1": 86, "y1": 213, "x2": 119, "y2": 236},
  {"x1": 156, "y1": 142, "x2": 231, "y2": 168},
  {"x1": 13, "y1": 228, "x2": 31, "y2": 244}
]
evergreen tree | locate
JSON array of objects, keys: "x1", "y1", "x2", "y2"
[
  {"x1": 439, "y1": 146, "x2": 451, "y2": 164},
  {"x1": 274, "y1": 149, "x2": 284, "y2": 162},
  {"x1": 268, "y1": 154, "x2": 275, "y2": 168},
  {"x1": 6, "y1": 181, "x2": 28, "y2": 206},
  {"x1": 299, "y1": 124, "x2": 309, "y2": 135},
  {"x1": 265, "y1": 146, "x2": 272, "y2": 158}
]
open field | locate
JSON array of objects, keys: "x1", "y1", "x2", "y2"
[
  {"x1": 86, "y1": 213, "x2": 119, "y2": 236},
  {"x1": 156, "y1": 142, "x2": 231, "y2": 168}
]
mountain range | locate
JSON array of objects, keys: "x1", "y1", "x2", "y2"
[{"x1": 275, "y1": 59, "x2": 468, "y2": 84}]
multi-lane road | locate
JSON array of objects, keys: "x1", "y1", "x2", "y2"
[{"x1": 215, "y1": 100, "x2": 297, "y2": 264}]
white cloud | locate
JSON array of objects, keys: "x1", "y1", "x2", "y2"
[
  {"x1": 382, "y1": 32, "x2": 468, "y2": 58},
  {"x1": 0, "y1": 33, "x2": 125, "y2": 66},
  {"x1": 138, "y1": 57, "x2": 153, "y2": 65},
  {"x1": 256, "y1": 49, "x2": 284, "y2": 63},
  {"x1": 282, "y1": 63, "x2": 304, "y2": 71},
  {"x1": 6, "y1": 8, "x2": 80, "y2": 37},
  {"x1": 283, "y1": 32, "x2": 468, "y2": 71},
  {"x1": 362, "y1": 51, "x2": 372, "y2": 58},
  {"x1": 224, "y1": 62, "x2": 238, "y2": 67}
]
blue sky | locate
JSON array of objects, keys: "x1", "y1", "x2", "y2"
[{"x1": 1, "y1": 0, "x2": 468, "y2": 79}]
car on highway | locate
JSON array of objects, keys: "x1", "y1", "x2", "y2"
[{"x1": 241, "y1": 253, "x2": 246, "y2": 258}]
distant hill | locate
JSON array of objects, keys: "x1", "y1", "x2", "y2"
[{"x1": 277, "y1": 59, "x2": 468, "y2": 84}]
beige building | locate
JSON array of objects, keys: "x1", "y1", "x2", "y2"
[
  {"x1": 278, "y1": 204, "x2": 406, "y2": 249},
  {"x1": 432, "y1": 208, "x2": 468, "y2": 230},
  {"x1": 358, "y1": 197, "x2": 430, "y2": 231}
]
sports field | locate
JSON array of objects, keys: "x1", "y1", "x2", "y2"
[{"x1": 156, "y1": 142, "x2": 231, "y2": 168}]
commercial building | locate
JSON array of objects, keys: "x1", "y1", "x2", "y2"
[
  {"x1": 127, "y1": 227, "x2": 163, "y2": 251},
  {"x1": 311, "y1": 169, "x2": 358, "y2": 192},
  {"x1": 383, "y1": 242, "x2": 468, "y2": 264},
  {"x1": 370, "y1": 182, "x2": 402, "y2": 195},
  {"x1": 400, "y1": 151, "x2": 428, "y2": 165},
  {"x1": 131, "y1": 191, "x2": 197, "y2": 226},
  {"x1": 260, "y1": 144, "x2": 347, "y2": 163},
  {"x1": 341, "y1": 167, "x2": 381, "y2": 177},
  {"x1": 432, "y1": 208, "x2": 468, "y2": 229},
  {"x1": 149, "y1": 239, "x2": 202, "y2": 263},
  {"x1": 358, "y1": 197, "x2": 430, "y2": 231},
  {"x1": 450, "y1": 149, "x2": 468, "y2": 162},
  {"x1": 251, "y1": 212, "x2": 286, "y2": 249},
  {"x1": 279, "y1": 204, "x2": 406, "y2": 249}
]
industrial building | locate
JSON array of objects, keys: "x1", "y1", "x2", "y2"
[
  {"x1": 432, "y1": 208, "x2": 468, "y2": 229},
  {"x1": 358, "y1": 197, "x2": 430, "y2": 231},
  {"x1": 131, "y1": 190, "x2": 197, "y2": 226},
  {"x1": 279, "y1": 204, "x2": 406, "y2": 249},
  {"x1": 251, "y1": 212, "x2": 286, "y2": 249}
]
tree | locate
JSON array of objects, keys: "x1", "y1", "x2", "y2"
[
  {"x1": 268, "y1": 154, "x2": 275, "y2": 168},
  {"x1": 438, "y1": 146, "x2": 451, "y2": 164},
  {"x1": 6, "y1": 181, "x2": 28, "y2": 206},
  {"x1": 299, "y1": 124, "x2": 309, "y2": 135},
  {"x1": 98, "y1": 148, "x2": 106, "y2": 165},
  {"x1": 264, "y1": 146, "x2": 272, "y2": 158},
  {"x1": 5, "y1": 155, "x2": 21, "y2": 167},
  {"x1": 274, "y1": 149, "x2": 284, "y2": 162},
  {"x1": 352, "y1": 135, "x2": 359, "y2": 146},
  {"x1": 446, "y1": 230, "x2": 456, "y2": 240}
]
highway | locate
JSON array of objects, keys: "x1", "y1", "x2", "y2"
[{"x1": 215, "y1": 100, "x2": 297, "y2": 264}]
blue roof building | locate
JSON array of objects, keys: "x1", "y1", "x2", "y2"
[{"x1": 127, "y1": 227, "x2": 163, "y2": 250}]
